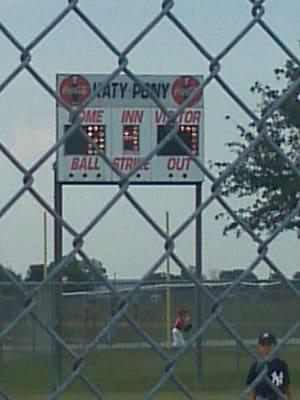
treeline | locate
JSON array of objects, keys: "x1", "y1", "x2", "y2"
[
  {"x1": 0, "y1": 257, "x2": 106, "y2": 285},
  {"x1": 147, "y1": 269, "x2": 300, "y2": 282},
  {"x1": 1, "y1": 262, "x2": 299, "y2": 292}
]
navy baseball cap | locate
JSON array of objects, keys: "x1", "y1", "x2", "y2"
[{"x1": 258, "y1": 332, "x2": 277, "y2": 346}]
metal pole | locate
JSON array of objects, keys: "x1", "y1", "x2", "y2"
[
  {"x1": 166, "y1": 211, "x2": 171, "y2": 348},
  {"x1": 43, "y1": 211, "x2": 47, "y2": 278},
  {"x1": 235, "y1": 283, "x2": 241, "y2": 385},
  {"x1": 54, "y1": 162, "x2": 63, "y2": 266},
  {"x1": 195, "y1": 183, "x2": 203, "y2": 388},
  {"x1": 53, "y1": 162, "x2": 63, "y2": 389}
]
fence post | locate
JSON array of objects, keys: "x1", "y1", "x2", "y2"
[
  {"x1": 53, "y1": 162, "x2": 63, "y2": 390},
  {"x1": 234, "y1": 282, "x2": 241, "y2": 386},
  {"x1": 165, "y1": 211, "x2": 171, "y2": 348},
  {"x1": 195, "y1": 183, "x2": 203, "y2": 388}
]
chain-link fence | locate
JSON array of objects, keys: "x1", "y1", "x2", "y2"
[
  {"x1": 41, "y1": 280, "x2": 300, "y2": 347},
  {"x1": 0, "y1": 279, "x2": 299, "y2": 397},
  {"x1": 1, "y1": 1, "x2": 300, "y2": 399}
]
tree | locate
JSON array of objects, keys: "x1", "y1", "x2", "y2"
[
  {"x1": 48, "y1": 257, "x2": 106, "y2": 281},
  {"x1": 293, "y1": 271, "x2": 300, "y2": 289},
  {"x1": 292, "y1": 271, "x2": 300, "y2": 280},
  {"x1": 0, "y1": 264, "x2": 21, "y2": 295},
  {"x1": 146, "y1": 271, "x2": 181, "y2": 282},
  {"x1": 219, "y1": 270, "x2": 233, "y2": 281},
  {"x1": 47, "y1": 256, "x2": 107, "y2": 291},
  {"x1": 279, "y1": 61, "x2": 300, "y2": 128},
  {"x1": 180, "y1": 265, "x2": 207, "y2": 281},
  {"x1": 219, "y1": 269, "x2": 258, "y2": 282},
  {"x1": 0, "y1": 263, "x2": 21, "y2": 282},
  {"x1": 213, "y1": 59, "x2": 300, "y2": 237}
]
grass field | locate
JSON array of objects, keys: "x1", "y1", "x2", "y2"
[
  {"x1": 25, "y1": 392, "x2": 240, "y2": 399},
  {"x1": 0, "y1": 345, "x2": 299, "y2": 399}
]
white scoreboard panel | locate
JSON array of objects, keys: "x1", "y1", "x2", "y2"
[{"x1": 56, "y1": 74, "x2": 204, "y2": 184}]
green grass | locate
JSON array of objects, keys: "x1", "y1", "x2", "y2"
[
  {"x1": 25, "y1": 392, "x2": 240, "y2": 400},
  {"x1": 0, "y1": 346, "x2": 299, "y2": 399}
]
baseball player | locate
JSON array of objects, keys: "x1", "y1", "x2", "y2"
[
  {"x1": 246, "y1": 332, "x2": 292, "y2": 399},
  {"x1": 171, "y1": 309, "x2": 192, "y2": 348}
]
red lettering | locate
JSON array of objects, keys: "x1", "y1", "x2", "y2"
[
  {"x1": 121, "y1": 109, "x2": 144, "y2": 124},
  {"x1": 167, "y1": 157, "x2": 191, "y2": 171},
  {"x1": 167, "y1": 157, "x2": 175, "y2": 170},
  {"x1": 190, "y1": 110, "x2": 201, "y2": 124},
  {"x1": 113, "y1": 157, "x2": 120, "y2": 169},
  {"x1": 185, "y1": 110, "x2": 193, "y2": 123},
  {"x1": 70, "y1": 157, "x2": 100, "y2": 171},
  {"x1": 80, "y1": 158, "x2": 87, "y2": 170},
  {"x1": 155, "y1": 110, "x2": 167, "y2": 124},
  {"x1": 68, "y1": 108, "x2": 104, "y2": 123},
  {"x1": 112, "y1": 157, "x2": 150, "y2": 171},
  {"x1": 155, "y1": 109, "x2": 201, "y2": 125},
  {"x1": 124, "y1": 158, "x2": 133, "y2": 171},
  {"x1": 178, "y1": 110, "x2": 201, "y2": 124},
  {"x1": 71, "y1": 157, "x2": 80, "y2": 170},
  {"x1": 87, "y1": 157, "x2": 100, "y2": 170},
  {"x1": 84, "y1": 109, "x2": 103, "y2": 123}
]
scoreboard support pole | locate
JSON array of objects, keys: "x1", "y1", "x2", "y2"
[
  {"x1": 195, "y1": 183, "x2": 203, "y2": 388},
  {"x1": 53, "y1": 162, "x2": 63, "y2": 389},
  {"x1": 54, "y1": 162, "x2": 63, "y2": 267},
  {"x1": 165, "y1": 211, "x2": 171, "y2": 348}
]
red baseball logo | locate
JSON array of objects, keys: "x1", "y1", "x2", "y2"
[
  {"x1": 59, "y1": 75, "x2": 91, "y2": 106},
  {"x1": 171, "y1": 76, "x2": 202, "y2": 107}
]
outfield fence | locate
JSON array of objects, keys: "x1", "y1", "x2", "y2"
[
  {"x1": 0, "y1": 280, "x2": 299, "y2": 351},
  {"x1": 0, "y1": 1, "x2": 300, "y2": 399}
]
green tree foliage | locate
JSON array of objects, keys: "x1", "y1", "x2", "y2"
[
  {"x1": 293, "y1": 271, "x2": 300, "y2": 289},
  {"x1": 214, "y1": 60, "x2": 300, "y2": 237},
  {"x1": 0, "y1": 263, "x2": 21, "y2": 281},
  {"x1": 48, "y1": 256, "x2": 106, "y2": 281},
  {"x1": 219, "y1": 269, "x2": 258, "y2": 282},
  {"x1": 47, "y1": 256, "x2": 106, "y2": 292},
  {"x1": 293, "y1": 271, "x2": 300, "y2": 280},
  {"x1": 0, "y1": 264, "x2": 21, "y2": 295},
  {"x1": 279, "y1": 60, "x2": 300, "y2": 128}
]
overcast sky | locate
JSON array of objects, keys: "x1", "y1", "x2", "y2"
[{"x1": 0, "y1": 1, "x2": 299, "y2": 280}]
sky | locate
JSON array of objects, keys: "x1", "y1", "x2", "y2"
[{"x1": 0, "y1": 0, "x2": 299, "y2": 280}]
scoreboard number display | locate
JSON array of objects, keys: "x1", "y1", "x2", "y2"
[
  {"x1": 56, "y1": 74, "x2": 204, "y2": 184},
  {"x1": 123, "y1": 125, "x2": 140, "y2": 154},
  {"x1": 157, "y1": 124, "x2": 199, "y2": 156},
  {"x1": 64, "y1": 125, "x2": 106, "y2": 156}
]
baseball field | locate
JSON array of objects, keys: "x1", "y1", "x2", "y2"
[{"x1": 0, "y1": 345, "x2": 299, "y2": 399}]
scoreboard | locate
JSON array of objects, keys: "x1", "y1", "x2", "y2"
[{"x1": 56, "y1": 74, "x2": 204, "y2": 184}]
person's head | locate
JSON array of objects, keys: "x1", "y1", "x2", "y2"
[
  {"x1": 257, "y1": 332, "x2": 277, "y2": 358},
  {"x1": 178, "y1": 309, "x2": 188, "y2": 318}
]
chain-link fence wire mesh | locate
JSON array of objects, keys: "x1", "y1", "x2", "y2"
[
  {"x1": 1, "y1": 279, "x2": 299, "y2": 398},
  {"x1": 1, "y1": 280, "x2": 298, "y2": 348},
  {"x1": 0, "y1": 0, "x2": 300, "y2": 399},
  {"x1": 57, "y1": 280, "x2": 299, "y2": 345}
]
